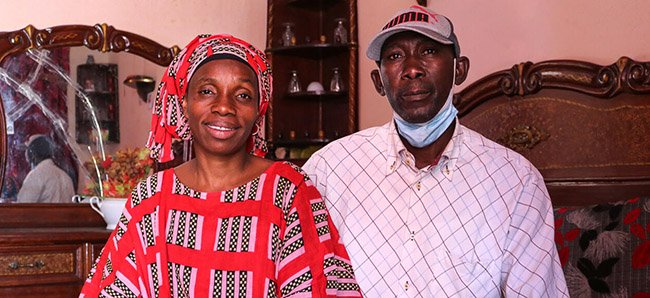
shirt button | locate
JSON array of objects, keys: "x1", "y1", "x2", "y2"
[
  {"x1": 390, "y1": 162, "x2": 395, "y2": 170},
  {"x1": 405, "y1": 281, "x2": 409, "y2": 291},
  {"x1": 416, "y1": 181, "x2": 421, "y2": 191},
  {"x1": 406, "y1": 159, "x2": 411, "y2": 165},
  {"x1": 409, "y1": 231, "x2": 415, "y2": 241}
]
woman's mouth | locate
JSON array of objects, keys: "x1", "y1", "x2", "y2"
[
  {"x1": 205, "y1": 124, "x2": 236, "y2": 131},
  {"x1": 204, "y1": 122, "x2": 239, "y2": 139}
]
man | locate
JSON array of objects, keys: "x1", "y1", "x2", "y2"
[
  {"x1": 303, "y1": 5, "x2": 569, "y2": 297},
  {"x1": 17, "y1": 134, "x2": 74, "y2": 203}
]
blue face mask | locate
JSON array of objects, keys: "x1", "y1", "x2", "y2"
[{"x1": 393, "y1": 59, "x2": 458, "y2": 148}]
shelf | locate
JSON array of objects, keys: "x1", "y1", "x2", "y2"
[
  {"x1": 265, "y1": 0, "x2": 357, "y2": 153},
  {"x1": 286, "y1": 90, "x2": 347, "y2": 100},
  {"x1": 287, "y1": 0, "x2": 339, "y2": 9},
  {"x1": 271, "y1": 138, "x2": 332, "y2": 147},
  {"x1": 266, "y1": 43, "x2": 354, "y2": 59}
]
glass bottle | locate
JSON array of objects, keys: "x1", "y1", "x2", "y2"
[
  {"x1": 288, "y1": 70, "x2": 302, "y2": 93},
  {"x1": 330, "y1": 68, "x2": 343, "y2": 92},
  {"x1": 333, "y1": 18, "x2": 348, "y2": 44},
  {"x1": 282, "y1": 23, "x2": 295, "y2": 47}
]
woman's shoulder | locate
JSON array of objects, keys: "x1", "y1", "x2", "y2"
[
  {"x1": 267, "y1": 161, "x2": 314, "y2": 186},
  {"x1": 129, "y1": 169, "x2": 173, "y2": 207}
]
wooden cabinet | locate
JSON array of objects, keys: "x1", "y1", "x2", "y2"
[
  {"x1": 0, "y1": 205, "x2": 112, "y2": 297},
  {"x1": 265, "y1": 0, "x2": 358, "y2": 164},
  {"x1": 76, "y1": 63, "x2": 119, "y2": 144}
]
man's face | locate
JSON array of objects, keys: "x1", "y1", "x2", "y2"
[{"x1": 372, "y1": 31, "x2": 456, "y2": 123}]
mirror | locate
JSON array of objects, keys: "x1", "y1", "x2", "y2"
[{"x1": 0, "y1": 24, "x2": 179, "y2": 206}]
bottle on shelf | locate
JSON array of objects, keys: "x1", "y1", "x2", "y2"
[
  {"x1": 333, "y1": 18, "x2": 348, "y2": 44},
  {"x1": 330, "y1": 67, "x2": 343, "y2": 92},
  {"x1": 288, "y1": 70, "x2": 302, "y2": 93},
  {"x1": 282, "y1": 22, "x2": 296, "y2": 47}
]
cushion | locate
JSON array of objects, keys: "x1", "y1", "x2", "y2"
[{"x1": 554, "y1": 197, "x2": 650, "y2": 297}]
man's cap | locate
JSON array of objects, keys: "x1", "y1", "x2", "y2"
[
  {"x1": 19, "y1": 134, "x2": 52, "y2": 155},
  {"x1": 366, "y1": 5, "x2": 460, "y2": 61}
]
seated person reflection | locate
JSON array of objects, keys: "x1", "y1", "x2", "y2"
[
  {"x1": 80, "y1": 34, "x2": 361, "y2": 297},
  {"x1": 17, "y1": 134, "x2": 74, "y2": 203}
]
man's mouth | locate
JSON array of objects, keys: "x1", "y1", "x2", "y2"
[{"x1": 401, "y1": 89, "x2": 431, "y2": 101}]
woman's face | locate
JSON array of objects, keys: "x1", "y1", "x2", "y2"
[{"x1": 183, "y1": 58, "x2": 259, "y2": 157}]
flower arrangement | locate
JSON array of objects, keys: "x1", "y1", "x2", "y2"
[{"x1": 83, "y1": 147, "x2": 153, "y2": 198}]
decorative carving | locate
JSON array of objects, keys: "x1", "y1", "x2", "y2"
[
  {"x1": 497, "y1": 124, "x2": 549, "y2": 152},
  {"x1": 622, "y1": 58, "x2": 650, "y2": 93},
  {"x1": 456, "y1": 57, "x2": 650, "y2": 117},
  {"x1": 0, "y1": 24, "x2": 179, "y2": 66}
]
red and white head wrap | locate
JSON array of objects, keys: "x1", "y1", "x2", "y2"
[{"x1": 147, "y1": 34, "x2": 272, "y2": 162}]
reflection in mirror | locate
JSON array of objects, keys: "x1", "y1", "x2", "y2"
[{"x1": 0, "y1": 45, "x2": 169, "y2": 203}]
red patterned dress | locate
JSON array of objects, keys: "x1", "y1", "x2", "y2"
[{"x1": 79, "y1": 162, "x2": 361, "y2": 297}]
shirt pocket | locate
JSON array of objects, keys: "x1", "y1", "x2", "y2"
[{"x1": 426, "y1": 249, "x2": 500, "y2": 296}]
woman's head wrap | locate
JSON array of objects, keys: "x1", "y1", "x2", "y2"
[{"x1": 147, "y1": 34, "x2": 272, "y2": 162}]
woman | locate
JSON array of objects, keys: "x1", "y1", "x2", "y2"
[{"x1": 80, "y1": 35, "x2": 361, "y2": 298}]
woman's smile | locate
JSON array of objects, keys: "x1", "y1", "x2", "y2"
[{"x1": 204, "y1": 120, "x2": 240, "y2": 139}]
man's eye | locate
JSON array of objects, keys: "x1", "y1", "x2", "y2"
[
  {"x1": 198, "y1": 89, "x2": 213, "y2": 95},
  {"x1": 387, "y1": 53, "x2": 401, "y2": 60},
  {"x1": 423, "y1": 49, "x2": 436, "y2": 55}
]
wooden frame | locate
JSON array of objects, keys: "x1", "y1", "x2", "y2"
[
  {"x1": 0, "y1": 24, "x2": 179, "y2": 227},
  {"x1": 455, "y1": 57, "x2": 650, "y2": 207}
]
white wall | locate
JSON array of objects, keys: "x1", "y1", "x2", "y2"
[{"x1": 3, "y1": 0, "x2": 649, "y2": 134}]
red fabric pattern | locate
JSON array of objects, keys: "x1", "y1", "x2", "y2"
[{"x1": 79, "y1": 162, "x2": 361, "y2": 297}]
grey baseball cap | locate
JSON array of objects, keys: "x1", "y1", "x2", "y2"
[{"x1": 366, "y1": 5, "x2": 460, "y2": 61}]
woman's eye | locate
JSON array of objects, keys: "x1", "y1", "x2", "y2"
[
  {"x1": 198, "y1": 89, "x2": 214, "y2": 95},
  {"x1": 236, "y1": 93, "x2": 253, "y2": 101},
  {"x1": 423, "y1": 49, "x2": 436, "y2": 55}
]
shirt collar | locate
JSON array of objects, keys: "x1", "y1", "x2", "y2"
[{"x1": 385, "y1": 118, "x2": 463, "y2": 180}]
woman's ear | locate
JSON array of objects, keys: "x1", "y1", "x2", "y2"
[
  {"x1": 455, "y1": 56, "x2": 469, "y2": 85},
  {"x1": 370, "y1": 69, "x2": 386, "y2": 96},
  {"x1": 181, "y1": 96, "x2": 188, "y2": 117}
]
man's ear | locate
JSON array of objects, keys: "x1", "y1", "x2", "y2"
[
  {"x1": 370, "y1": 69, "x2": 386, "y2": 96},
  {"x1": 455, "y1": 56, "x2": 469, "y2": 85}
]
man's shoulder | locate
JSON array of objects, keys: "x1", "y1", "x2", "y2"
[
  {"x1": 314, "y1": 123, "x2": 390, "y2": 156},
  {"x1": 458, "y1": 125, "x2": 538, "y2": 172}
]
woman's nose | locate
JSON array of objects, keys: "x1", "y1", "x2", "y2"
[{"x1": 210, "y1": 94, "x2": 236, "y2": 116}]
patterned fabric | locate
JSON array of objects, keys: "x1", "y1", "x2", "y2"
[
  {"x1": 303, "y1": 119, "x2": 569, "y2": 297},
  {"x1": 555, "y1": 196, "x2": 650, "y2": 297},
  {"x1": 79, "y1": 162, "x2": 361, "y2": 297},
  {"x1": 146, "y1": 34, "x2": 272, "y2": 162}
]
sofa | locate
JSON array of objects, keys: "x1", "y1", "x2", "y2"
[{"x1": 554, "y1": 197, "x2": 650, "y2": 297}]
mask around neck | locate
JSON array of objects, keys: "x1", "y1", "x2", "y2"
[{"x1": 393, "y1": 58, "x2": 458, "y2": 148}]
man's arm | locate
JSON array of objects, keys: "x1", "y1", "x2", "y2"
[
  {"x1": 501, "y1": 170, "x2": 569, "y2": 297},
  {"x1": 16, "y1": 173, "x2": 43, "y2": 203}
]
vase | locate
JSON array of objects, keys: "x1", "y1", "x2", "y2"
[{"x1": 90, "y1": 197, "x2": 128, "y2": 230}]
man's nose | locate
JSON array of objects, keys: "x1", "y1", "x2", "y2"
[{"x1": 402, "y1": 56, "x2": 425, "y2": 79}]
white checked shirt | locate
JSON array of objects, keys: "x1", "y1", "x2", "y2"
[{"x1": 303, "y1": 119, "x2": 569, "y2": 297}]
